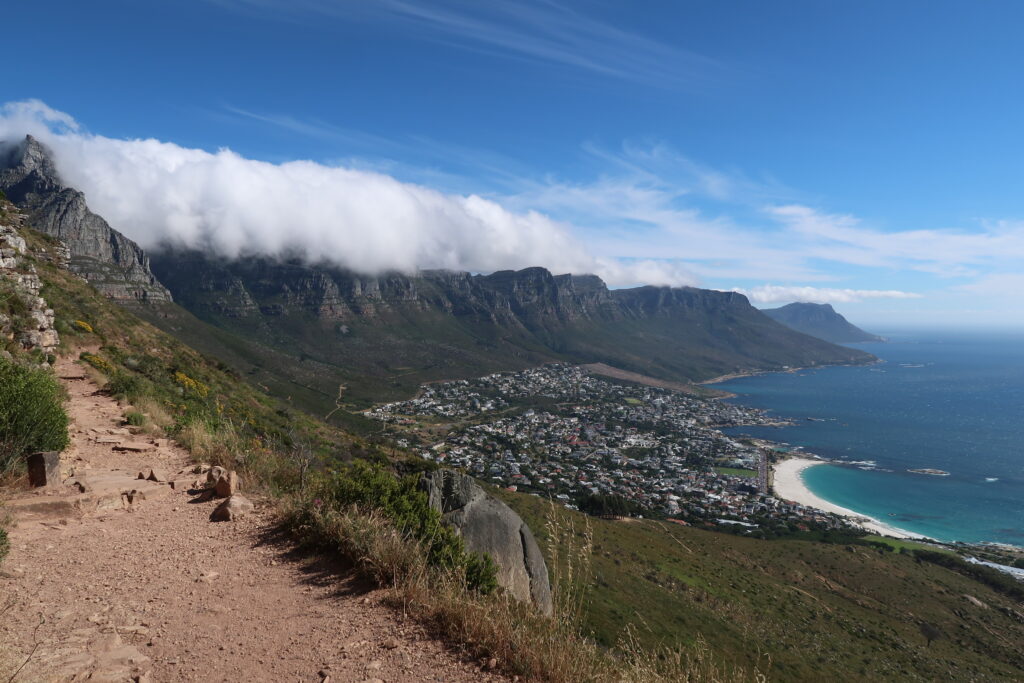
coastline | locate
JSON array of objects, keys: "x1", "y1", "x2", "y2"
[
  {"x1": 700, "y1": 357, "x2": 885, "y2": 388},
  {"x1": 772, "y1": 457, "x2": 926, "y2": 540}
]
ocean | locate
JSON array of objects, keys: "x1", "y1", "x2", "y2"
[{"x1": 713, "y1": 331, "x2": 1024, "y2": 546}]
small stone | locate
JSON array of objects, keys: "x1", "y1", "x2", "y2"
[
  {"x1": 382, "y1": 638, "x2": 399, "y2": 650},
  {"x1": 146, "y1": 469, "x2": 168, "y2": 483},
  {"x1": 114, "y1": 442, "x2": 156, "y2": 452},
  {"x1": 366, "y1": 660, "x2": 382, "y2": 671},
  {"x1": 26, "y1": 451, "x2": 61, "y2": 487},
  {"x1": 487, "y1": 657, "x2": 497, "y2": 670},
  {"x1": 197, "y1": 571, "x2": 219, "y2": 583},
  {"x1": 210, "y1": 494, "x2": 254, "y2": 522},
  {"x1": 206, "y1": 466, "x2": 226, "y2": 484},
  {"x1": 213, "y1": 471, "x2": 240, "y2": 498}
]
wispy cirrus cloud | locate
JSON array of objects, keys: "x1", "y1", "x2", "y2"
[
  {"x1": 767, "y1": 205, "x2": 1024, "y2": 276},
  {"x1": 207, "y1": 0, "x2": 725, "y2": 88}
]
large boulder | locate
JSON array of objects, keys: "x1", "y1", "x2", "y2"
[{"x1": 420, "y1": 470, "x2": 552, "y2": 615}]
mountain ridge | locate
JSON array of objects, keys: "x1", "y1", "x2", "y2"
[
  {"x1": 147, "y1": 248, "x2": 876, "y2": 404},
  {"x1": 762, "y1": 302, "x2": 884, "y2": 343}
]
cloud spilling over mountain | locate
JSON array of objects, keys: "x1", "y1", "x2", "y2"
[
  {"x1": 0, "y1": 100, "x2": 697, "y2": 287},
  {"x1": 735, "y1": 285, "x2": 923, "y2": 305}
]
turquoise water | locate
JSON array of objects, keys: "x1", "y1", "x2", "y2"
[{"x1": 714, "y1": 332, "x2": 1024, "y2": 545}]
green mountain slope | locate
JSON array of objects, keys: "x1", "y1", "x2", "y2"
[
  {"x1": 146, "y1": 252, "x2": 875, "y2": 406},
  {"x1": 497, "y1": 490, "x2": 1024, "y2": 682},
  {"x1": 5, "y1": 203, "x2": 1022, "y2": 682}
]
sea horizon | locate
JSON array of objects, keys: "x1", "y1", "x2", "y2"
[{"x1": 713, "y1": 330, "x2": 1024, "y2": 547}]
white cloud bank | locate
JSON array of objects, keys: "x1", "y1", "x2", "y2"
[
  {"x1": 0, "y1": 100, "x2": 696, "y2": 287},
  {"x1": 734, "y1": 285, "x2": 923, "y2": 306}
]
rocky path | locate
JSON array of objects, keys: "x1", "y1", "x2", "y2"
[{"x1": 1, "y1": 357, "x2": 501, "y2": 682}]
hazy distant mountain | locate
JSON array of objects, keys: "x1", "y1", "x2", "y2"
[{"x1": 761, "y1": 302, "x2": 883, "y2": 343}]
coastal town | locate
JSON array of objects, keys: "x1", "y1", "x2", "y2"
[{"x1": 367, "y1": 364, "x2": 858, "y2": 536}]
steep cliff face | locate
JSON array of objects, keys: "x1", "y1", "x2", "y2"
[
  {"x1": 0, "y1": 136, "x2": 171, "y2": 303},
  {"x1": 146, "y1": 249, "x2": 874, "y2": 405}
]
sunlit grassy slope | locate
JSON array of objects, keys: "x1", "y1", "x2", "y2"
[{"x1": 496, "y1": 489, "x2": 1024, "y2": 682}]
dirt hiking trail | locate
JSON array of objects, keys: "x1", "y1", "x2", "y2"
[{"x1": 1, "y1": 356, "x2": 502, "y2": 682}]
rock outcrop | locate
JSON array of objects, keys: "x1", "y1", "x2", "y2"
[
  {"x1": 420, "y1": 469, "x2": 553, "y2": 615},
  {"x1": 0, "y1": 135, "x2": 171, "y2": 303},
  {"x1": 0, "y1": 220, "x2": 60, "y2": 357}
]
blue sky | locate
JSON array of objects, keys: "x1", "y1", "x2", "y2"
[{"x1": 4, "y1": 0, "x2": 1024, "y2": 328}]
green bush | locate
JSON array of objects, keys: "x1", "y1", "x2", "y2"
[
  {"x1": 0, "y1": 358, "x2": 69, "y2": 475},
  {"x1": 294, "y1": 461, "x2": 497, "y2": 593},
  {"x1": 124, "y1": 411, "x2": 145, "y2": 427},
  {"x1": 0, "y1": 527, "x2": 8, "y2": 567}
]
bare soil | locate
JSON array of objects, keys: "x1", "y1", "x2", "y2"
[{"x1": 0, "y1": 356, "x2": 502, "y2": 682}]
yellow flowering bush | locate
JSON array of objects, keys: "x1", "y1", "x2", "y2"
[
  {"x1": 80, "y1": 352, "x2": 114, "y2": 374},
  {"x1": 174, "y1": 371, "x2": 209, "y2": 398}
]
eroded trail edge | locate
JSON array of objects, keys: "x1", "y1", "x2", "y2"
[{"x1": 0, "y1": 356, "x2": 500, "y2": 682}]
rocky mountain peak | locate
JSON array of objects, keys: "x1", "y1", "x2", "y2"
[
  {"x1": 0, "y1": 135, "x2": 63, "y2": 204},
  {"x1": 0, "y1": 135, "x2": 171, "y2": 303}
]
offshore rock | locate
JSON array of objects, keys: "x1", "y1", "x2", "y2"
[
  {"x1": 0, "y1": 135, "x2": 171, "y2": 303},
  {"x1": 420, "y1": 469, "x2": 553, "y2": 615}
]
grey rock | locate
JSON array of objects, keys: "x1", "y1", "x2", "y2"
[
  {"x1": 26, "y1": 451, "x2": 61, "y2": 487},
  {"x1": 420, "y1": 469, "x2": 553, "y2": 615},
  {"x1": 0, "y1": 135, "x2": 171, "y2": 303}
]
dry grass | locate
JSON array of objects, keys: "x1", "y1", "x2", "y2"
[
  {"x1": 62, "y1": 346, "x2": 759, "y2": 681},
  {"x1": 130, "y1": 396, "x2": 174, "y2": 433},
  {"x1": 282, "y1": 497, "x2": 765, "y2": 683}
]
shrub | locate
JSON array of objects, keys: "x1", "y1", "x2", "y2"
[
  {"x1": 124, "y1": 411, "x2": 145, "y2": 427},
  {"x1": 0, "y1": 358, "x2": 69, "y2": 475},
  {"x1": 288, "y1": 461, "x2": 497, "y2": 593},
  {"x1": 106, "y1": 370, "x2": 143, "y2": 400},
  {"x1": 0, "y1": 527, "x2": 7, "y2": 566}
]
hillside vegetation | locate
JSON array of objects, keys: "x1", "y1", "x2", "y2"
[
  {"x1": 11, "y1": 219, "x2": 759, "y2": 682},
  {"x1": 497, "y1": 490, "x2": 1024, "y2": 681},
  {"x1": 4, "y1": 214, "x2": 1022, "y2": 681}
]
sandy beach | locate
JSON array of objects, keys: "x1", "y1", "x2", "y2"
[{"x1": 772, "y1": 457, "x2": 925, "y2": 539}]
